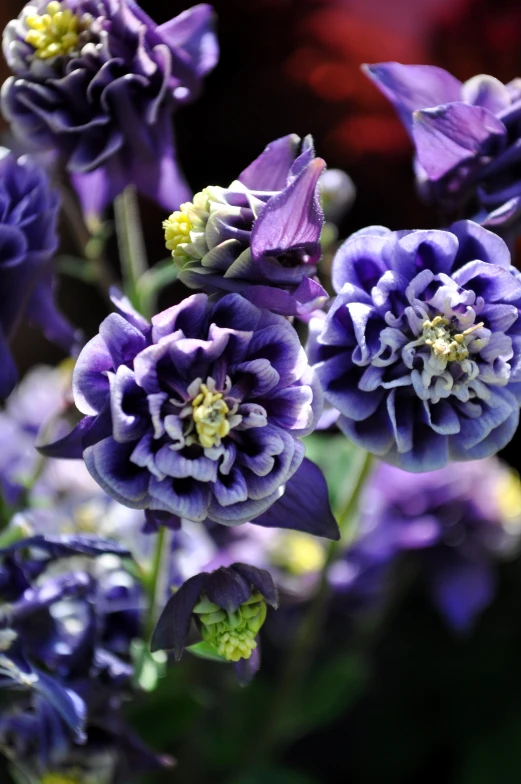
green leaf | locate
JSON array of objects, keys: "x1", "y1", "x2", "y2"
[
  {"x1": 303, "y1": 433, "x2": 361, "y2": 514},
  {"x1": 55, "y1": 254, "x2": 100, "y2": 283},
  {"x1": 187, "y1": 641, "x2": 229, "y2": 663}
]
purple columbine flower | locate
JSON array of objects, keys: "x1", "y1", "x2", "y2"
[
  {"x1": 364, "y1": 63, "x2": 521, "y2": 237},
  {"x1": 0, "y1": 149, "x2": 76, "y2": 397},
  {"x1": 333, "y1": 459, "x2": 520, "y2": 631},
  {"x1": 163, "y1": 134, "x2": 327, "y2": 316},
  {"x1": 2, "y1": 1, "x2": 219, "y2": 225},
  {"x1": 151, "y1": 562, "x2": 277, "y2": 681},
  {"x1": 41, "y1": 291, "x2": 338, "y2": 537},
  {"x1": 308, "y1": 220, "x2": 521, "y2": 471}
]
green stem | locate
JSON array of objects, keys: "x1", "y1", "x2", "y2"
[
  {"x1": 144, "y1": 525, "x2": 168, "y2": 643},
  {"x1": 114, "y1": 185, "x2": 149, "y2": 315},
  {"x1": 253, "y1": 449, "x2": 374, "y2": 760}
]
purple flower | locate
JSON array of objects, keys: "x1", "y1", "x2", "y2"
[
  {"x1": 0, "y1": 150, "x2": 76, "y2": 397},
  {"x1": 164, "y1": 134, "x2": 327, "y2": 316},
  {"x1": 308, "y1": 220, "x2": 521, "y2": 471},
  {"x1": 151, "y1": 562, "x2": 277, "y2": 676},
  {"x1": 41, "y1": 291, "x2": 335, "y2": 532},
  {"x1": 364, "y1": 63, "x2": 521, "y2": 236},
  {"x1": 334, "y1": 459, "x2": 519, "y2": 631},
  {"x1": 2, "y1": 1, "x2": 219, "y2": 223},
  {"x1": 0, "y1": 529, "x2": 168, "y2": 780}
]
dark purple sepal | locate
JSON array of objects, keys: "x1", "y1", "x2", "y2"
[
  {"x1": 231, "y1": 563, "x2": 278, "y2": 608},
  {"x1": 150, "y1": 572, "x2": 206, "y2": 659},
  {"x1": 254, "y1": 457, "x2": 339, "y2": 540},
  {"x1": 205, "y1": 567, "x2": 252, "y2": 612},
  {"x1": 233, "y1": 644, "x2": 260, "y2": 685},
  {"x1": 36, "y1": 415, "x2": 97, "y2": 459}
]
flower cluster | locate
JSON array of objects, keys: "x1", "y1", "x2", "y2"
[
  {"x1": 309, "y1": 220, "x2": 521, "y2": 471},
  {"x1": 2, "y1": 0, "x2": 218, "y2": 222},
  {"x1": 365, "y1": 63, "x2": 521, "y2": 238},
  {"x1": 0, "y1": 532, "x2": 168, "y2": 781}
]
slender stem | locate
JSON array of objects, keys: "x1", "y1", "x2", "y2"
[
  {"x1": 114, "y1": 185, "x2": 149, "y2": 315},
  {"x1": 58, "y1": 184, "x2": 116, "y2": 305},
  {"x1": 253, "y1": 449, "x2": 373, "y2": 760},
  {"x1": 144, "y1": 525, "x2": 168, "y2": 643}
]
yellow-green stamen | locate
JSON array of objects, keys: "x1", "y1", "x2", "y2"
[
  {"x1": 422, "y1": 315, "x2": 483, "y2": 362},
  {"x1": 42, "y1": 774, "x2": 81, "y2": 784},
  {"x1": 191, "y1": 383, "x2": 231, "y2": 449},
  {"x1": 194, "y1": 593, "x2": 267, "y2": 662},
  {"x1": 271, "y1": 531, "x2": 326, "y2": 576},
  {"x1": 25, "y1": 1, "x2": 82, "y2": 60}
]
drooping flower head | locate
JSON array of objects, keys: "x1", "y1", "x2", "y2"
[
  {"x1": 332, "y1": 459, "x2": 521, "y2": 631},
  {"x1": 163, "y1": 134, "x2": 327, "y2": 316},
  {"x1": 308, "y1": 220, "x2": 521, "y2": 471},
  {"x1": 41, "y1": 291, "x2": 337, "y2": 535},
  {"x1": 0, "y1": 150, "x2": 76, "y2": 397},
  {"x1": 151, "y1": 562, "x2": 277, "y2": 678},
  {"x1": 365, "y1": 63, "x2": 521, "y2": 237},
  {"x1": 2, "y1": 1, "x2": 219, "y2": 224}
]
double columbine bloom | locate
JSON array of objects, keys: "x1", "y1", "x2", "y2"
[
  {"x1": 309, "y1": 220, "x2": 521, "y2": 471},
  {"x1": 2, "y1": 1, "x2": 218, "y2": 221},
  {"x1": 365, "y1": 63, "x2": 521, "y2": 236},
  {"x1": 163, "y1": 134, "x2": 327, "y2": 316},
  {"x1": 43, "y1": 291, "x2": 331, "y2": 530}
]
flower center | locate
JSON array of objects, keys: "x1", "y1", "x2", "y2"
[
  {"x1": 194, "y1": 593, "x2": 267, "y2": 662},
  {"x1": 191, "y1": 383, "x2": 231, "y2": 449},
  {"x1": 25, "y1": 2, "x2": 83, "y2": 59},
  {"x1": 421, "y1": 315, "x2": 483, "y2": 362},
  {"x1": 163, "y1": 187, "x2": 225, "y2": 265}
]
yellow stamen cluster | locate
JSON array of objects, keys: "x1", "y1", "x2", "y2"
[
  {"x1": 195, "y1": 593, "x2": 267, "y2": 662},
  {"x1": 163, "y1": 188, "x2": 221, "y2": 264},
  {"x1": 422, "y1": 315, "x2": 483, "y2": 362},
  {"x1": 42, "y1": 774, "x2": 80, "y2": 784},
  {"x1": 192, "y1": 383, "x2": 231, "y2": 449},
  {"x1": 272, "y1": 531, "x2": 326, "y2": 576},
  {"x1": 164, "y1": 208, "x2": 193, "y2": 261},
  {"x1": 25, "y1": 2, "x2": 82, "y2": 60}
]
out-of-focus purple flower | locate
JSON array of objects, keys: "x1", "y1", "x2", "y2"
[
  {"x1": 309, "y1": 220, "x2": 521, "y2": 471},
  {"x1": 0, "y1": 150, "x2": 76, "y2": 397},
  {"x1": 0, "y1": 363, "x2": 76, "y2": 506},
  {"x1": 2, "y1": 1, "x2": 219, "y2": 224},
  {"x1": 151, "y1": 562, "x2": 277, "y2": 679},
  {"x1": 364, "y1": 63, "x2": 521, "y2": 238},
  {"x1": 333, "y1": 459, "x2": 520, "y2": 631},
  {"x1": 0, "y1": 528, "x2": 169, "y2": 780},
  {"x1": 163, "y1": 134, "x2": 327, "y2": 316},
  {"x1": 41, "y1": 291, "x2": 338, "y2": 536}
]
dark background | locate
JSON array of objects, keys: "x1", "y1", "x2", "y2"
[{"x1": 3, "y1": 1, "x2": 521, "y2": 781}]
